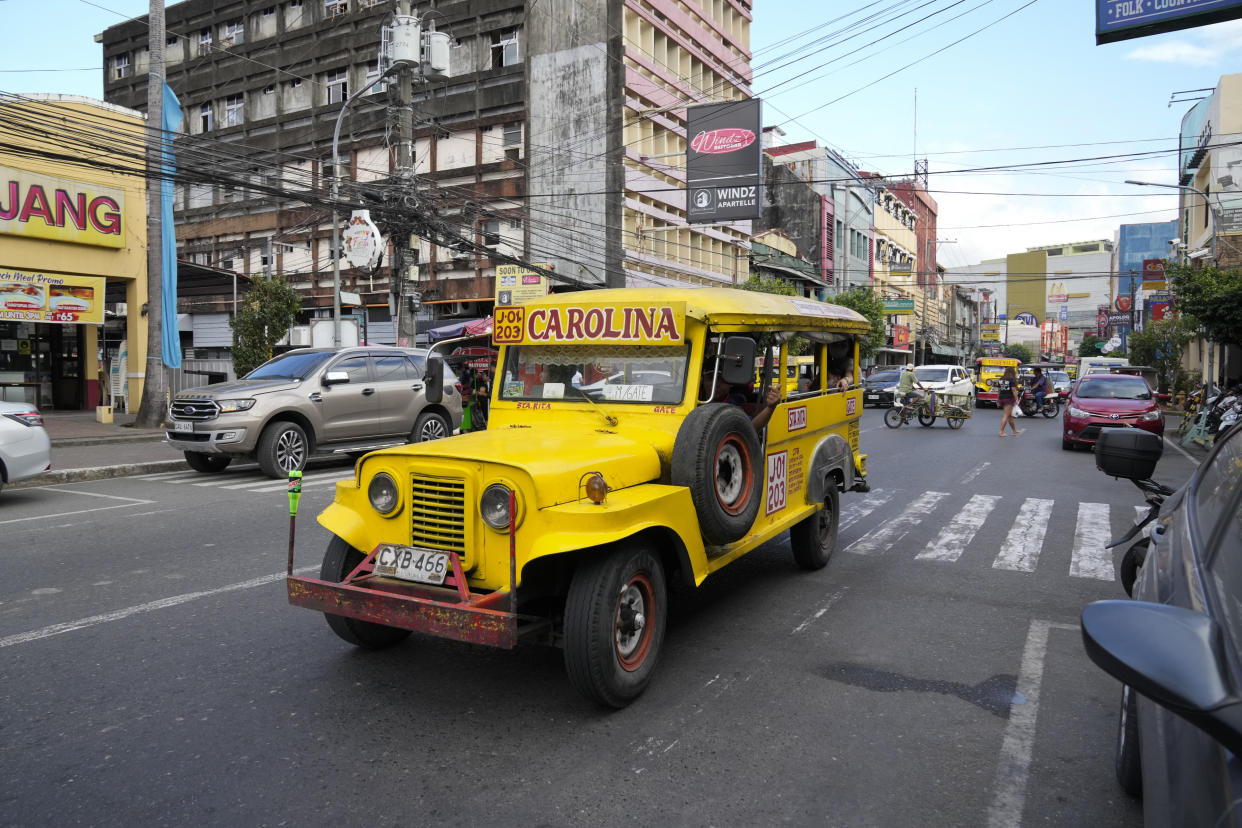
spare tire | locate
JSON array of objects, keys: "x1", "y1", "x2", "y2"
[{"x1": 672, "y1": 403, "x2": 763, "y2": 546}]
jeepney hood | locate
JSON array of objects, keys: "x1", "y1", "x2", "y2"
[{"x1": 377, "y1": 424, "x2": 668, "y2": 509}]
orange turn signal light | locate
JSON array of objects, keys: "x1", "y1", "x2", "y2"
[{"x1": 585, "y1": 472, "x2": 608, "y2": 504}]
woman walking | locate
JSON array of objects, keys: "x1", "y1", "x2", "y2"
[{"x1": 996, "y1": 365, "x2": 1022, "y2": 437}]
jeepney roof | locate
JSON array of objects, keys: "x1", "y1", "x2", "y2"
[{"x1": 526, "y1": 288, "x2": 870, "y2": 335}]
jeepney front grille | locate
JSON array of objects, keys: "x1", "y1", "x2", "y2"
[{"x1": 410, "y1": 474, "x2": 467, "y2": 554}]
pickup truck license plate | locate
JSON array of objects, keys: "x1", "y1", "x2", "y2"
[
  {"x1": 373, "y1": 544, "x2": 449, "y2": 585},
  {"x1": 173, "y1": 421, "x2": 193, "y2": 432}
]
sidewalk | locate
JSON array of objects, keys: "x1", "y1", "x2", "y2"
[{"x1": 9, "y1": 410, "x2": 188, "y2": 489}]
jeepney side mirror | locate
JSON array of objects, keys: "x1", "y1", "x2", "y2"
[
  {"x1": 720, "y1": 336, "x2": 756, "y2": 386},
  {"x1": 424, "y1": 356, "x2": 445, "y2": 404}
]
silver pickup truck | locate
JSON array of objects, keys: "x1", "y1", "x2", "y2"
[{"x1": 165, "y1": 346, "x2": 461, "y2": 477}]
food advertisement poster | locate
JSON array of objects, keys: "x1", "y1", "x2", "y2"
[
  {"x1": 0, "y1": 268, "x2": 104, "y2": 325},
  {"x1": 495, "y1": 263, "x2": 549, "y2": 306}
]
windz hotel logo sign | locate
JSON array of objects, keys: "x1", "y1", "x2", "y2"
[{"x1": 685, "y1": 100, "x2": 763, "y2": 224}]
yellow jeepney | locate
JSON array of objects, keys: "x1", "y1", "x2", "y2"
[
  {"x1": 287, "y1": 288, "x2": 870, "y2": 707},
  {"x1": 974, "y1": 356, "x2": 1020, "y2": 407}
]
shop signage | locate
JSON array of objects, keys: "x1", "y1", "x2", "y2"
[
  {"x1": 685, "y1": 99, "x2": 763, "y2": 223},
  {"x1": 981, "y1": 328, "x2": 1000, "y2": 342},
  {"x1": 495, "y1": 262, "x2": 549, "y2": 307},
  {"x1": 1150, "y1": 301, "x2": 1176, "y2": 322},
  {"x1": 1014, "y1": 312, "x2": 1037, "y2": 326},
  {"x1": 1046, "y1": 282, "x2": 1068, "y2": 303},
  {"x1": 883, "y1": 299, "x2": 914, "y2": 313},
  {"x1": 1107, "y1": 313, "x2": 1130, "y2": 325},
  {"x1": 892, "y1": 324, "x2": 910, "y2": 346},
  {"x1": 0, "y1": 268, "x2": 104, "y2": 325},
  {"x1": 1098, "y1": 0, "x2": 1242, "y2": 45},
  {"x1": 1115, "y1": 295, "x2": 1132, "y2": 312},
  {"x1": 341, "y1": 210, "x2": 382, "y2": 268},
  {"x1": 0, "y1": 166, "x2": 124, "y2": 249}
]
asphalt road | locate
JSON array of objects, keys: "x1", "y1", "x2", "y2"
[{"x1": 0, "y1": 406, "x2": 1200, "y2": 827}]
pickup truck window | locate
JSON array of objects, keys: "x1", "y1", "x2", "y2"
[{"x1": 245, "y1": 351, "x2": 334, "y2": 380}]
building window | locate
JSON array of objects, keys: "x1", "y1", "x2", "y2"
[
  {"x1": 503, "y1": 122, "x2": 522, "y2": 146},
  {"x1": 197, "y1": 28, "x2": 213, "y2": 57},
  {"x1": 166, "y1": 36, "x2": 178, "y2": 49},
  {"x1": 224, "y1": 94, "x2": 244, "y2": 127},
  {"x1": 262, "y1": 6, "x2": 275, "y2": 15},
  {"x1": 325, "y1": 0, "x2": 348, "y2": 16},
  {"x1": 326, "y1": 69, "x2": 348, "y2": 104},
  {"x1": 220, "y1": 19, "x2": 244, "y2": 46},
  {"x1": 482, "y1": 220, "x2": 501, "y2": 247},
  {"x1": 492, "y1": 28, "x2": 520, "y2": 67},
  {"x1": 111, "y1": 54, "x2": 131, "y2": 80},
  {"x1": 199, "y1": 102, "x2": 213, "y2": 132}
]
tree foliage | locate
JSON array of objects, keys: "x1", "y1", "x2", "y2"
[
  {"x1": 1126, "y1": 317, "x2": 1194, "y2": 392},
  {"x1": 1078, "y1": 334, "x2": 1103, "y2": 357},
  {"x1": 827, "y1": 288, "x2": 886, "y2": 359},
  {"x1": 230, "y1": 277, "x2": 303, "y2": 377},
  {"x1": 1003, "y1": 343, "x2": 1033, "y2": 364},
  {"x1": 1167, "y1": 261, "x2": 1242, "y2": 348}
]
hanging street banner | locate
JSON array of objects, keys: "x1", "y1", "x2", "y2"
[
  {"x1": 495, "y1": 263, "x2": 549, "y2": 307},
  {"x1": 341, "y1": 209, "x2": 383, "y2": 268},
  {"x1": 1096, "y1": 0, "x2": 1242, "y2": 45},
  {"x1": 0, "y1": 268, "x2": 104, "y2": 324},
  {"x1": 883, "y1": 298, "x2": 915, "y2": 313},
  {"x1": 685, "y1": 99, "x2": 763, "y2": 223}
]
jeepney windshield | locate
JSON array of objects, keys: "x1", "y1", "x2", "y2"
[{"x1": 498, "y1": 344, "x2": 689, "y2": 405}]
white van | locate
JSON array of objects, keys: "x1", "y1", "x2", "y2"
[{"x1": 1076, "y1": 356, "x2": 1130, "y2": 377}]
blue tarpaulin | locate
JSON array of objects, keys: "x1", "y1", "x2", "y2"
[{"x1": 161, "y1": 82, "x2": 184, "y2": 369}]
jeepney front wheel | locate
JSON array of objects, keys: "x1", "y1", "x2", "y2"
[
  {"x1": 789, "y1": 485, "x2": 840, "y2": 571},
  {"x1": 320, "y1": 536, "x2": 412, "y2": 649},
  {"x1": 564, "y1": 544, "x2": 667, "y2": 709}
]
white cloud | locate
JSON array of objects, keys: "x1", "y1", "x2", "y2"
[{"x1": 1124, "y1": 20, "x2": 1242, "y2": 65}]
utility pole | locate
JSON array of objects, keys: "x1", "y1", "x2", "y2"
[
  {"x1": 394, "y1": 0, "x2": 416, "y2": 346},
  {"x1": 135, "y1": 0, "x2": 167, "y2": 427}
]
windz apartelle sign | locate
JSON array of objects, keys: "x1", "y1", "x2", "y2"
[{"x1": 685, "y1": 100, "x2": 763, "y2": 223}]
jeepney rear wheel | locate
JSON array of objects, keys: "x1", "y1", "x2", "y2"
[
  {"x1": 564, "y1": 544, "x2": 667, "y2": 708},
  {"x1": 320, "y1": 535, "x2": 412, "y2": 649},
  {"x1": 671, "y1": 403, "x2": 763, "y2": 546},
  {"x1": 789, "y1": 484, "x2": 839, "y2": 571}
]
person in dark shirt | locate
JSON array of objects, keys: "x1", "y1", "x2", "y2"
[{"x1": 996, "y1": 366, "x2": 1021, "y2": 436}]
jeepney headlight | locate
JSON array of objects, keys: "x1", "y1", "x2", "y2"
[
  {"x1": 368, "y1": 473, "x2": 401, "y2": 516},
  {"x1": 481, "y1": 483, "x2": 516, "y2": 530}
]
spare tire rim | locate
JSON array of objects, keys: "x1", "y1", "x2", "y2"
[
  {"x1": 713, "y1": 435, "x2": 751, "y2": 514},
  {"x1": 615, "y1": 574, "x2": 654, "y2": 670}
]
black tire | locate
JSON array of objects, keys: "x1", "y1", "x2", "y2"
[
  {"x1": 947, "y1": 415, "x2": 965, "y2": 430},
  {"x1": 184, "y1": 451, "x2": 232, "y2": 473},
  {"x1": 1062, "y1": 438, "x2": 1075, "y2": 451},
  {"x1": 1115, "y1": 684, "x2": 1143, "y2": 797},
  {"x1": 789, "y1": 485, "x2": 840, "y2": 570},
  {"x1": 918, "y1": 406, "x2": 936, "y2": 427},
  {"x1": 1041, "y1": 401, "x2": 1059, "y2": 418},
  {"x1": 256, "y1": 421, "x2": 308, "y2": 479},
  {"x1": 320, "y1": 535, "x2": 412, "y2": 649},
  {"x1": 1019, "y1": 399, "x2": 1037, "y2": 417},
  {"x1": 564, "y1": 544, "x2": 667, "y2": 708},
  {"x1": 671, "y1": 404, "x2": 763, "y2": 546},
  {"x1": 883, "y1": 407, "x2": 904, "y2": 429},
  {"x1": 411, "y1": 410, "x2": 452, "y2": 442},
  {"x1": 1118, "y1": 537, "x2": 1149, "y2": 598}
]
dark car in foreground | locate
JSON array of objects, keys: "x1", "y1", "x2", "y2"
[
  {"x1": 1081, "y1": 421, "x2": 1242, "y2": 826},
  {"x1": 863, "y1": 369, "x2": 901, "y2": 407},
  {"x1": 1063, "y1": 373, "x2": 1163, "y2": 450}
]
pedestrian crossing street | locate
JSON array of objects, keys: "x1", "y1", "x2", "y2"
[
  {"x1": 841, "y1": 488, "x2": 1145, "y2": 582},
  {"x1": 132, "y1": 467, "x2": 356, "y2": 493}
]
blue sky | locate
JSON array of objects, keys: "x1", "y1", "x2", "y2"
[{"x1": 2, "y1": 0, "x2": 1240, "y2": 267}]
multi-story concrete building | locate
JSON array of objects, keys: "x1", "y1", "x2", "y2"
[{"x1": 100, "y1": 0, "x2": 755, "y2": 342}]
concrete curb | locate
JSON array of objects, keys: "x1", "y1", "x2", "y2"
[
  {"x1": 51, "y1": 434, "x2": 168, "y2": 448},
  {"x1": 8, "y1": 460, "x2": 189, "y2": 490}
]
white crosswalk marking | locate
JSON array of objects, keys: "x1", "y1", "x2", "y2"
[
  {"x1": 918, "y1": 494, "x2": 1001, "y2": 562},
  {"x1": 846, "y1": 490, "x2": 946, "y2": 555},
  {"x1": 131, "y1": 468, "x2": 353, "y2": 491},
  {"x1": 840, "y1": 489, "x2": 892, "y2": 532},
  {"x1": 1070, "y1": 502, "x2": 1114, "y2": 580},
  {"x1": 993, "y1": 498, "x2": 1055, "y2": 573}
]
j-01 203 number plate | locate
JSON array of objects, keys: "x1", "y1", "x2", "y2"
[{"x1": 373, "y1": 544, "x2": 450, "y2": 585}]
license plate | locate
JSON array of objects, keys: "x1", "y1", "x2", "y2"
[
  {"x1": 866, "y1": 394, "x2": 879, "y2": 400},
  {"x1": 173, "y1": 421, "x2": 193, "y2": 432},
  {"x1": 373, "y1": 544, "x2": 450, "y2": 585}
]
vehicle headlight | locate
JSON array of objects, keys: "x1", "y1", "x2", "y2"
[
  {"x1": 368, "y1": 473, "x2": 401, "y2": 516},
  {"x1": 1068, "y1": 406, "x2": 1090, "y2": 418},
  {"x1": 1140, "y1": 410, "x2": 1162, "y2": 421},
  {"x1": 216, "y1": 398, "x2": 257, "y2": 413},
  {"x1": 481, "y1": 483, "x2": 516, "y2": 530}
]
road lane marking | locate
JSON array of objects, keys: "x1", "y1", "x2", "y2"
[
  {"x1": 993, "y1": 498, "x2": 1055, "y2": 573},
  {"x1": 1163, "y1": 434, "x2": 1200, "y2": 466},
  {"x1": 986, "y1": 620, "x2": 1077, "y2": 828},
  {"x1": 37, "y1": 488, "x2": 154, "y2": 503},
  {"x1": 0, "y1": 500, "x2": 157, "y2": 525},
  {"x1": 0, "y1": 567, "x2": 317, "y2": 648},
  {"x1": 792, "y1": 589, "x2": 847, "y2": 633},
  {"x1": 918, "y1": 494, "x2": 1001, "y2": 562},
  {"x1": 1070, "y1": 503, "x2": 1114, "y2": 580},
  {"x1": 960, "y1": 461, "x2": 990, "y2": 484},
  {"x1": 846, "y1": 491, "x2": 946, "y2": 555},
  {"x1": 840, "y1": 490, "x2": 891, "y2": 532}
]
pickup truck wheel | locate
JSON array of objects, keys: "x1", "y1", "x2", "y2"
[
  {"x1": 257, "y1": 421, "x2": 308, "y2": 478},
  {"x1": 672, "y1": 403, "x2": 762, "y2": 546},
  {"x1": 320, "y1": 536, "x2": 412, "y2": 649},
  {"x1": 411, "y1": 411, "x2": 451, "y2": 442},
  {"x1": 564, "y1": 544, "x2": 667, "y2": 708},
  {"x1": 789, "y1": 484, "x2": 839, "y2": 571},
  {"x1": 183, "y1": 451, "x2": 231, "y2": 473}
]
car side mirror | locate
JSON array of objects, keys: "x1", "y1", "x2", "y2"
[
  {"x1": 719, "y1": 336, "x2": 756, "y2": 386},
  {"x1": 423, "y1": 356, "x2": 444, "y2": 404},
  {"x1": 1081, "y1": 600, "x2": 1242, "y2": 757},
  {"x1": 322, "y1": 370, "x2": 349, "y2": 386}
]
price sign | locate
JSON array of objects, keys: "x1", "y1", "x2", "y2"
[{"x1": 492, "y1": 306, "x2": 525, "y2": 344}]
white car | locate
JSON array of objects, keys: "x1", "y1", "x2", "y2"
[
  {"x1": 908, "y1": 365, "x2": 975, "y2": 403},
  {"x1": 0, "y1": 400, "x2": 51, "y2": 495}
]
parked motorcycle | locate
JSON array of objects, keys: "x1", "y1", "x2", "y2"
[
  {"x1": 1204, "y1": 385, "x2": 1241, "y2": 443},
  {"x1": 1093, "y1": 429, "x2": 1174, "y2": 596},
  {"x1": 1018, "y1": 388, "x2": 1059, "y2": 418}
]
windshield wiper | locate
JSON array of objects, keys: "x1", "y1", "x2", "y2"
[{"x1": 570, "y1": 385, "x2": 618, "y2": 428}]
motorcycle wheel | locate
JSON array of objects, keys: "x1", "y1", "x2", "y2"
[
  {"x1": 1118, "y1": 538, "x2": 1149, "y2": 598},
  {"x1": 883, "y1": 407, "x2": 904, "y2": 429},
  {"x1": 1041, "y1": 401, "x2": 1059, "y2": 418},
  {"x1": 1019, "y1": 399, "x2": 1037, "y2": 417}
]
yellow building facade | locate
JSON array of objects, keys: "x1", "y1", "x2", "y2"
[{"x1": 0, "y1": 94, "x2": 148, "y2": 411}]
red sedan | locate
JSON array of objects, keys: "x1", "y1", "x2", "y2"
[{"x1": 1062, "y1": 373, "x2": 1164, "y2": 451}]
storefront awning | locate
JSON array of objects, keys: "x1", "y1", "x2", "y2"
[
  {"x1": 932, "y1": 345, "x2": 960, "y2": 356},
  {"x1": 756, "y1": 262, "x2": 830, "y2": 288},
  {"x1": 876, "y1": 346, "x2": 912, "y2": 354}
]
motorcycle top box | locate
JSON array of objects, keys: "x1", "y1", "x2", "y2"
[{"x1": 1094, "y1": 428, "x2": 1163, "y2": 480}]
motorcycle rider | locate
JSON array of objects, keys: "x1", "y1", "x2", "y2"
[
  {"x1": 1030, "y1": 366, "x2": 1050, "y2": 411},
  {"x1": 896, "y1": 363, "x2": 933, "y2": 411}
]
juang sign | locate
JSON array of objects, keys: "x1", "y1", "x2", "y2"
[{"x1": 0, "y1": 166, "x2": 125, "y2": 249}]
